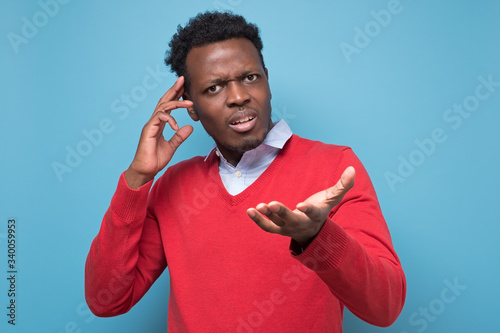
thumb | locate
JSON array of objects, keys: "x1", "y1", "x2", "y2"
[
  {"x1": 339, "y1": 166, "x2": 355, "y2": 191},
  {"x1": 168, "y1": 125, "x2": 193, "y2": 151},
  {"x1": 326, "y1": 166, "x2": 355, "y2": 202}
]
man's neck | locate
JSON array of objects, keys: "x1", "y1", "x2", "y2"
[
  {"x1": 217, "y1": 123, "x2": 275, "y2": 167},
  {"x1": 224, "y1": 152, "x2": 242, "y2": 167}
]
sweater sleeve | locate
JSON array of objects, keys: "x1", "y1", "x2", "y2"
[
  {"x1": 84, "y1": 172, "x2": 167, "y2": 317},
  {"x1": 291, "y1": 148, "x2": 406, "y2": 327}
]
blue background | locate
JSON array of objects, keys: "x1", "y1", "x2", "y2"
[{"x1": 1, "y1": 0, "x2": 499, "y2": 332}]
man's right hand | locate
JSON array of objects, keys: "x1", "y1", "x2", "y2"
[{"x1": 124, "y1": 76, "x2": 194, "y2": 189}]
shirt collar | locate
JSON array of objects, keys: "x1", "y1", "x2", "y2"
[{"x1": 205, "y1": 119, "x2": 293, "y2": 162}]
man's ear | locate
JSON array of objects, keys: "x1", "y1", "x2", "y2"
[
  {"x1": 264, "y1": 67, "x2": 272, "y2": 100},
  {"x1": 183, "y1": 92, "x2": 199, "y2": 121}
]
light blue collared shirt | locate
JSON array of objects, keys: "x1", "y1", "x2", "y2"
[{"x1": 209, "y1": 119, "x2": 293, "y2": 195}]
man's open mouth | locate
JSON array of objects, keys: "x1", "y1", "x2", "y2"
[
  {"x1": 228, "y1": 114, "x2": 257, "y2": 133},
  {"x1": 231, "y1": 116, "x2": 255, "y2": 125}
]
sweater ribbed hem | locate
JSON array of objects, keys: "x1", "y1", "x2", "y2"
[
  {"x1": 293, "y1": 218, "x2": 350, "y2": 272},
  {"x1": 109, "y1": 172, "x2": 154, "y2": 223}
]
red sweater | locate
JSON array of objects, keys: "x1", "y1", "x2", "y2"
[{"x1": 85, "y1": 135, "x2": 406, "y2": 332}]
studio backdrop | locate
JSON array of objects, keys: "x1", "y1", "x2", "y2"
[{"x1": 1, "y1": 0, "x2": 499, "y2": 332}]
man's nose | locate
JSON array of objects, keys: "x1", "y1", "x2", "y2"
[{"x1": 226, "y1": 81, "x2": 250, "y2": 107}]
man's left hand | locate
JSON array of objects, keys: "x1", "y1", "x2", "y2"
[{"x1": 247, "y1": 166, "x2": 355, "y2": 247}]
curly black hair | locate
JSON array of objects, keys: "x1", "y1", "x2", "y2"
[{"x1": 164, "y1": 11, "x2": 265, "y2": 92}]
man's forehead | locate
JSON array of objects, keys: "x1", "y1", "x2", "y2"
[
  {"x1": 187, "y1": 38, "x2": 256, "y2": 61},
  {"x1": 186, "y1": 38, "x2": 262, "y2": 81}
]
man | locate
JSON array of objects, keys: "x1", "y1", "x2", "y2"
[{"x1": 85, "y1": 11, "x2": 406, "y2": 332}]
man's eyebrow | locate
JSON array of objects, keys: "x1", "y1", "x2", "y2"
[
  {"x1": 202, "y1": 69, "x2": 261, "y2": 86},
  {"x1": 203, "y1": 77, "x2": 226, "y2": 86},
  {"x1": 239, "y1": 69, "x2": 260, "y2": 77}
]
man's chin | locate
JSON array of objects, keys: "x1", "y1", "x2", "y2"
[
  {"x1": 216, "y1": 134, "x2": 264, "y2": 156},
  {"x1": 213, "y1": 124, "x2": 272, "y2": 160},
  {"x1": 237, "y1": 138, "x2": 265, "y2": 153},
  {"x1": 223, "y1": 137, "x2": 264, "y2": 155}
]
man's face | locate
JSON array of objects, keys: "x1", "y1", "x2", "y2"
[{"x1": 184, "y1": 38, "x2": 272, "y2": 165}]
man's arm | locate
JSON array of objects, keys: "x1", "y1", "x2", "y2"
[
  {"x1": 247, "y1": 152, "x2": 406, "y2": 326},
  {"x1": 85, "y1": 175, "x2": 164, "y2": 316},
  {"x1": 85, "y1": 77, "x2": 193, "y2": 316}
]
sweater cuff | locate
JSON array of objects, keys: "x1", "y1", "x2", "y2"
[
  {"x1": 291, "y1": 218, "x2": 350, "y2": 272},
  {"x1": 109, "y1": 172, "x2": 154, "y2": 223}
]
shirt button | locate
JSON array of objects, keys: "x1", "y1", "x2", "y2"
[
  {"x1": 215, "y1": 151, "x2": 220, "y2": 157},
  {"x1": 235, "y1": 171, "x2": 242, "y2": 178}
]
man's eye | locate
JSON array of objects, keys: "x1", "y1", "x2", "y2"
[
  {"x1": 208, "y1": 85, "x2": 220, "y2": 93},
  {"x1": 245, "y1": 74, "x2": 257, "y2": 82}
]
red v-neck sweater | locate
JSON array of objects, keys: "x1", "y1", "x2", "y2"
[{"x1": 85, "y1": 135, "x2": 406, "y2": 332}]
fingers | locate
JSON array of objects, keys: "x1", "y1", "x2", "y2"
[
  {"x1": 248, "y1": 168, "x2": 356, "y2": 240},
  {"x1": 247, "y1": 208, "x2": 282, "y2": 234},
  {"x1": 155, "y1": 99, "x2": 193, "y2": 116},
  {"x1": 148, "y1": 77, "x2": 193, "y2": 136},
  {"x1": 294, "y1": 167, "x2": 356, "y2": 222},
  {"x1": 261, "y1": 202, "x2": 288, "y2": 221},
  {"x1": 296, "y1": 201, "x2": 329, "y2": 223},
  {"x1": 151, "y1": 100, "x2": 193, "y2": 131},
  {"x1": 267, "y1": 202, "x2": 294, "y2": 224},
  {"x1": 127, "y1": 77, "x2": 194, "y2": 186},
  {"x1": 140, "y1": 111, "x2": 175, "y2": 140},
  {"x1": 155, "y1": 76, "x2": 187, "y2": 109},
  {"x1": 248, "y1": 202, "x2": 320, "y2": 246},
  {"x1": 168, "y1": 125, "x2": 193, "y2": 151},
  {"x1": 295, "y1": 201, "x2": 313, "y2": 215},
  {"x1": 153, "y1": 77, "x2": 193, "y2": 124},
  {"x1": 248, "y1": 201, "x2": 302, "y2": 231}
]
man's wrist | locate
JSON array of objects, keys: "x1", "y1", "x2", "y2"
[
  {"x1": 293, "y1": 235, "x2": 315, "y2": 250},
  {"x1": 292, "y1": 220, "x2": 326, "y2": 249},
  {"x1": 124, "y1": 168, "x2": 154, "y2": 190}
]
